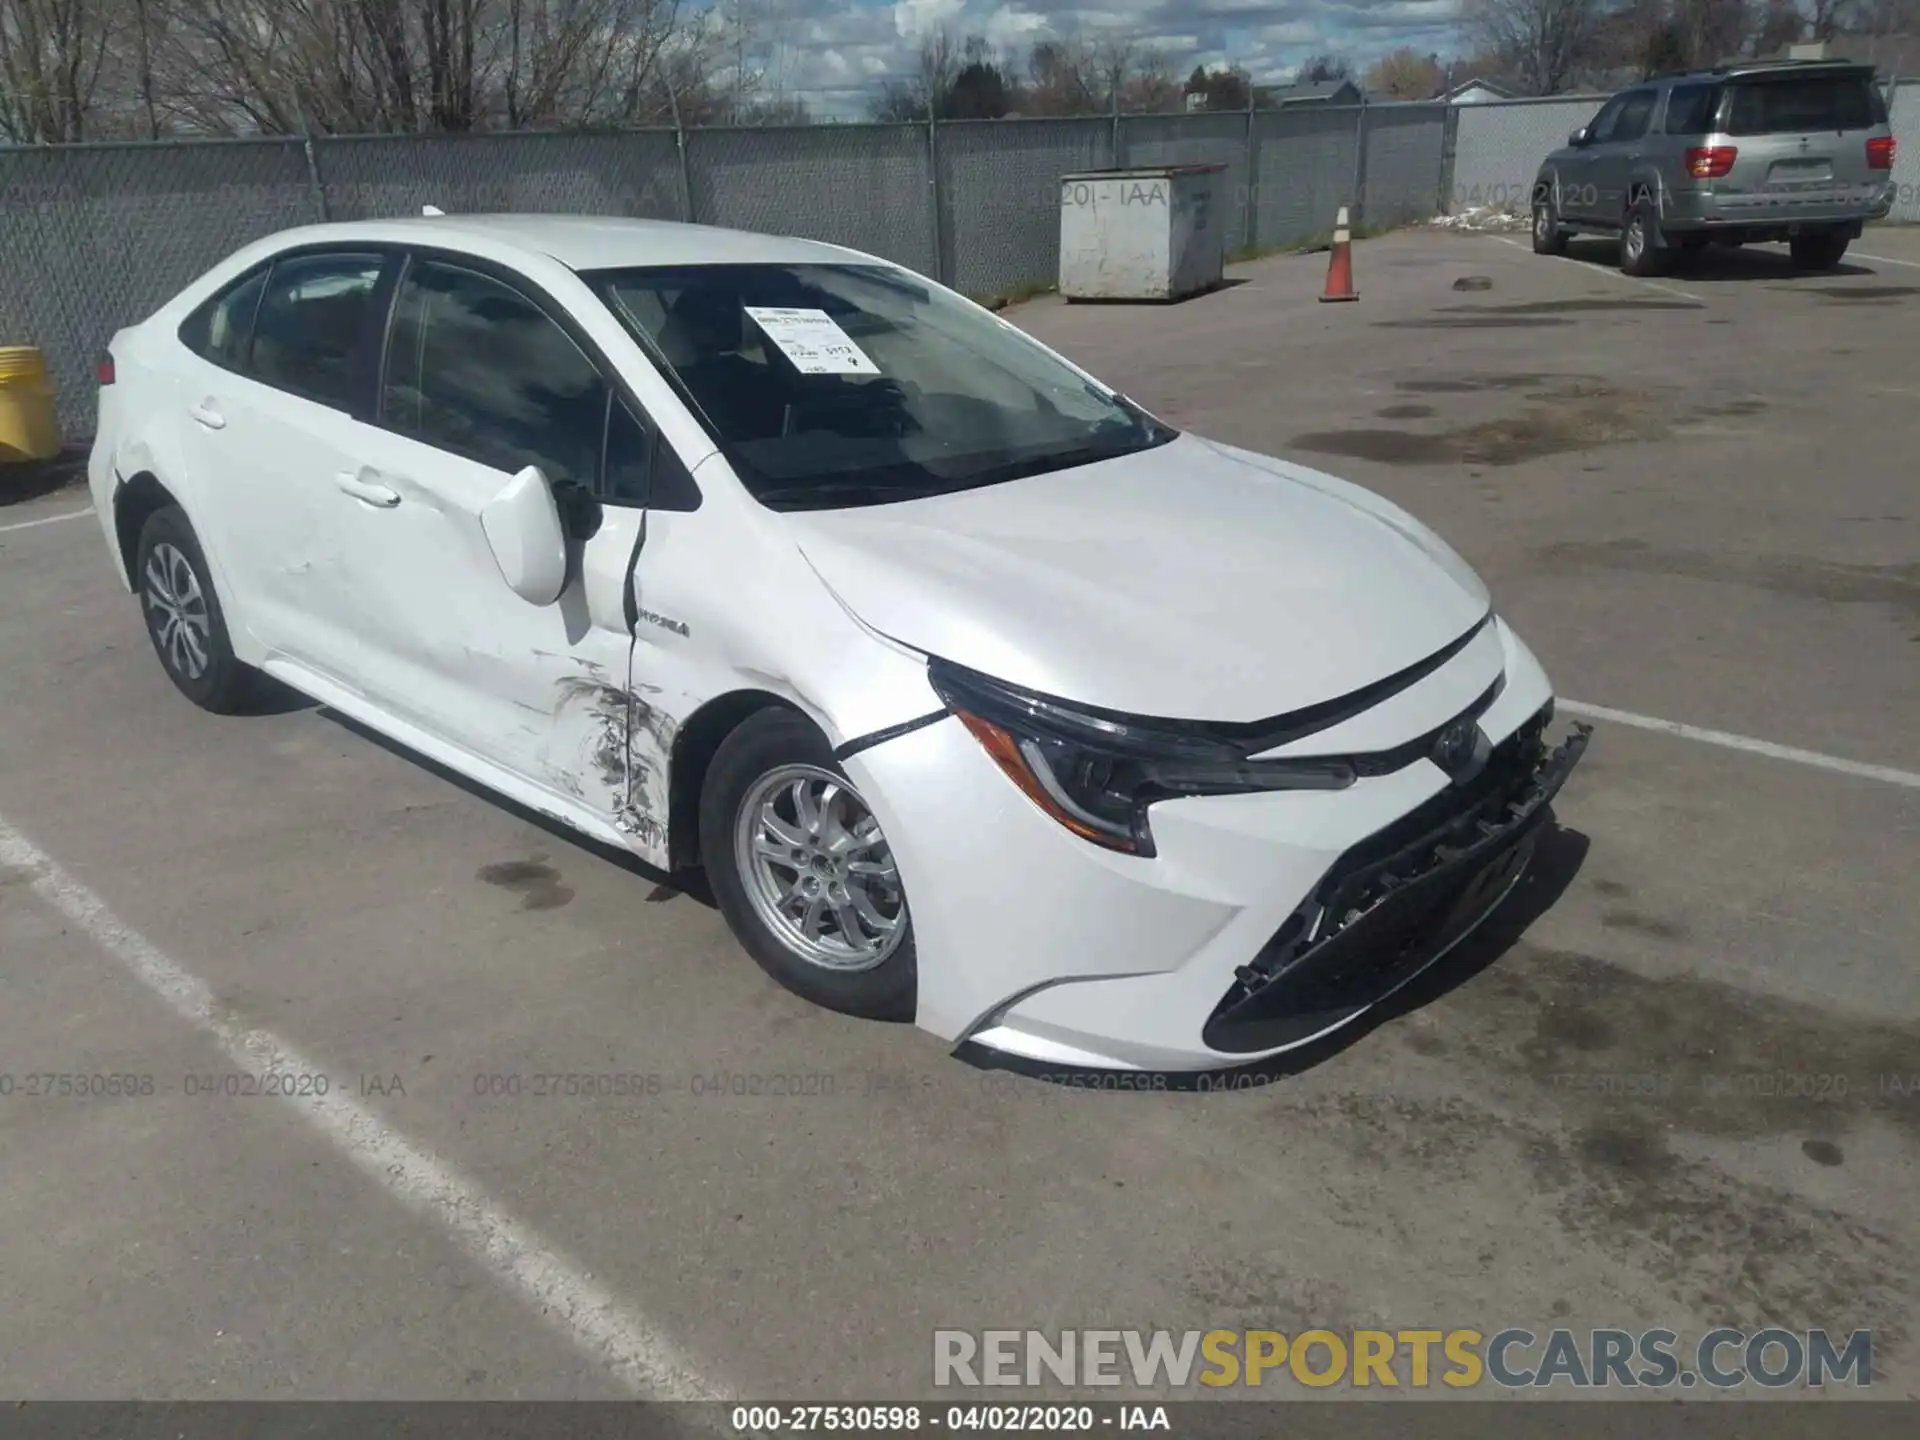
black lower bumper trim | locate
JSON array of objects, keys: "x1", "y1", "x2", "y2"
[{"x1": 1201, "y1": 719, "x2": 1591, "y2": 1055}]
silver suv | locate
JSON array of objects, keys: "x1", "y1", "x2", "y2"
[{"x1": 1531, "y1": 59, "x2": 1896, "y2": 275}]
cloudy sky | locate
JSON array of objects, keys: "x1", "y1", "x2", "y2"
[{"x1": 738, "y1": 0, "x2": 1468, "y2": 118}]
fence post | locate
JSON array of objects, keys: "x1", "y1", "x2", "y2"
[
  {"x1": 1242, "y1": 92, "x2": 1257, "y2": 253},
  {"x1": 666, "y1": 78, "x2": 697, "y2": 224},
  {"x1": 1350, "y1": 94, "x2": 1371, "y2": 227},
  {"x1": 1438, "y1": 101, "x2": 1460, "y2": 217},
  {"x1": 926, "y1": 117, "x2": 945, "y2": 285},
  {"x1": 303, "y1": 134, "x2": 330, "y2": 222},
  {"x1": 1110, "y1": 88, "x2": 1122, "y2": 168}
]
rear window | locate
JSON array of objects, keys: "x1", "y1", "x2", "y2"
[{"x1": 1723, "y1": 74, "x2": 1878, "y2": 135}]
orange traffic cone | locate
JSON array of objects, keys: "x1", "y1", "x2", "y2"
[{"x1": 1320, "y1": 205, "x2": 1358, "y2": 303}]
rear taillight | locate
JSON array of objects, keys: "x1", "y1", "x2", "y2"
[
  {"x1": 95, "y1": 351, "x2": 115, "y2": 386},
  {"x1": 1867, "y1": 135, "x2": 1896, "y2": 170},
  {"x1": 1684, "y1": 146, "x2": 1737, "y2": 179}
]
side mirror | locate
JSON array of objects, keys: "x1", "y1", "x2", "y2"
[
  {"x1": 552, "y1": 478, "x2": 603, "y2": 543},
  {"x1": 1568, "y1": 127, "x2": 1590, "y2": 148},
  {"x1": 480, "y1": 465, "x2": 569, "y2": 606}
]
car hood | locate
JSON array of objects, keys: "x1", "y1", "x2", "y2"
[{"x1": 782, "y1": 434, "x2": 1492, "y2": 723}]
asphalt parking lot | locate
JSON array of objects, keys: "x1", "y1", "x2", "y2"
[{"x1": 1, "y1": 221, "x2": 1917, "y2": 1406}]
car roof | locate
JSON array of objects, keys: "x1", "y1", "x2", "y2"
[
  {"x1": 259, "y1": 214, "x2": 883, "y2": 272},
  {"x1": 1643, "y1": 58, "x2": 1875, "y2": 86}
]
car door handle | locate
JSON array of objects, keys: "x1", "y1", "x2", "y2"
[
  {"x1": 335, "y1": 472, "x2": 401, "y2": 508},
  {"x1": 188, "y1": 401, "x2": 226, "y2": 431}
]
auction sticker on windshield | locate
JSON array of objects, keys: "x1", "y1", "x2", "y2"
[{"x1": 746, "y1": 306, "x2": 880, "y2": 375}]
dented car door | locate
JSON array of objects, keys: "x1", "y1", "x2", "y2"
[{"x1": 327, "y1": 254, "x2": 655, "y2": 831}]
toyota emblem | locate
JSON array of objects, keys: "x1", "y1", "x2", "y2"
[{"x1": 1432, "y1": 718, "x2": 1479, "y2": 776}]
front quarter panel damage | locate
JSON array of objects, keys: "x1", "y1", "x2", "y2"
[
  {"x1": 608, "y1": 478, "x2": 950, "y2": 878},
  {"x1": 551, "y1": 664, "x2": 678, "y2": 861}
]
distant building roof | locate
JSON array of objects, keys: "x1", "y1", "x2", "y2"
[
  {"x1": 1442, "y1": 77, "x2": 1517, "y2": 101},
  {"x1": 1276, "y1": 78, "x2": 1362, "y2": 104}
]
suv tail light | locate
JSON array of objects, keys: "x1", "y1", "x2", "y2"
[
  {"x1": 1867, "y1": 135, "x2": 1896, "y2": 170},
  {"x1": 95, "y1": 351, "x2": 115, "y2": 385},
  {"x1": 1684, "y1": 146, "x2": 1737, "y2": 179}
]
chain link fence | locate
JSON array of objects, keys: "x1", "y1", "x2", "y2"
[
  {"x1": 1447, "y1": 95, "x2": 1613, "y2": 215},
  {"x1": 0, "y1": 101, "x2": 1431, "y2": 436},
  {"x1": 7, "y1": 87, "x2": 1920, "y2": 438},
  {"x1": 935, "y1": 117, "x2": 1115, "y2": 300}
]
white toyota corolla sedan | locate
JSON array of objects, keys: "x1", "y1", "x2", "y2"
[{"x1": 89, "y1": 213, "x2": 1588, "y2": 1073}]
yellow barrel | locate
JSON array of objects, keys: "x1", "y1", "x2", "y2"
[{"x1": 0, "y1": 347, "x2": 63, "y2": 463}]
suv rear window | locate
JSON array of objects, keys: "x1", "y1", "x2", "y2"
[{"x1": 1723, "y1": 73, "x2": 1878, "y2": 135}]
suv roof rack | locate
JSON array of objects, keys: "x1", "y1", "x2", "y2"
[{"x1": 1711, "y1": 57, "x2": 1872, "y2": 76}]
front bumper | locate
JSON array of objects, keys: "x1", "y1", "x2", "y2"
[
  {"x1": 844, "y1": 618, "x2": 1586, "y2": 1073},
  {"x1": 1198, "y1": 715, "x2": 1587, "y2": 1055}
]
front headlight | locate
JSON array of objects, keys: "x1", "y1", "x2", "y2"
[{"x1": 927, "y1": 659, "x2": 1355, "y2": 857}]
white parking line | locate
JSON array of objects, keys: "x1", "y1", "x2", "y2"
[
  {"x1": 1488, "y1": 235, "x2": 1707, "y2": 303},
  {"x1": 0, "y1": 506, "x2": 94, "y2": 535},
  {"x1": 1850, "y1": 249, "x2": 1920, "y2": 270},
  {"x1": 1559, "y1": 700, "x2": 1920, "y2": 791},
  {"x1": 0, "y1": 810, "x2": 723, "y2": 1402}
]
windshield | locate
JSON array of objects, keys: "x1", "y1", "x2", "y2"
[{"x1": 585, "y1": 263, "x2": 1177, "y2": 511}]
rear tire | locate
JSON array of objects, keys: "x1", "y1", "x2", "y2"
[
  {"x1": 134, "y1": 506, "x2": 255, "y2": 714},
  {"x1": 1789, "y1": 230, "x2": 1849, "y2": 270},
  {"x1": 1619, "y1": 197, "x2": 1669, "y2": 277},
  {"x1": 700, "y1": 707, "x2": 917, "y2": 1022}
]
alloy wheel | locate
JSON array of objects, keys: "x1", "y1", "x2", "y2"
[
  {"x1": 733, "y1": 764, "x2": 906, "y2": 972},
  {"x1": 144, "y1": 542, "x2": 212, "y2": 681}
]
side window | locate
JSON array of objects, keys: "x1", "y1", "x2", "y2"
[
  {"x1": 179, "y1": 267, "x2": 268, "y2": 373},
  {"x1": 1664, "y1": 83, "x2": 1719, "y2": 135},
  {"x1": 1611, "y1": 91, "x2": 1656, "y2": 143},
  {"x1": 604, "y1": 398, "x2": 654, "y2": 504},
  {"x1": 648, "y1": 436, "x2": 703, "y2": 512},
  {"x1": 249, "y1": 253, "x2": 386, "y2": 410},
  {"x1": 383, "y1": 259, "x2": 606, "y2": 490},
  {"x1": 1585, "y1": 96, "x2": 1626, "y2": 144}
]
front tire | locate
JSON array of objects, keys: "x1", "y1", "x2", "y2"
[
  {"x1": 1531, "y1": 194, "x2": 1568, "y2": 256},
  {"x1": 700, "y1": 707, "x2": 916, "y2": 1021},
  {"x1": 134, "y1": 506, "x2": 255, "y2": 714}
]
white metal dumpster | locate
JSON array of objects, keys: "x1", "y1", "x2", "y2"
[{"x1": 1057, "y1": 165, "x2": 1226, "y2": 302}]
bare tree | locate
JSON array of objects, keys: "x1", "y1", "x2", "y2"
[
  {"x1": 0, "y1": 0, "x2": 781, "y2": 140},
  {"x1": 1364, "y1": 46, "x2": 1444, "y2": 98},
  {"x1": 1458, "y1": 0, "x2": 1604, "y2": 95},
  {"x1": 1297, "y1": 51, "x2": 1353, "y2": 83},
  {"x1": 1023, "y1": 35, "x2": 1101, "y2": 114},
  {"x1": 0, "y1": 0, "x2": 126, "y2": 141},
  {"x1": 1013, "y1": 31, "x2": 1168, "y2": 115},
  {"x1": 1120, "y1": 49, "x2": 1178, "y2": 112}
]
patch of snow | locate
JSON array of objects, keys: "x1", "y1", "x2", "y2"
[{"x1": 1430, "y1": 204, "x2": 1530, "y2": 233}]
